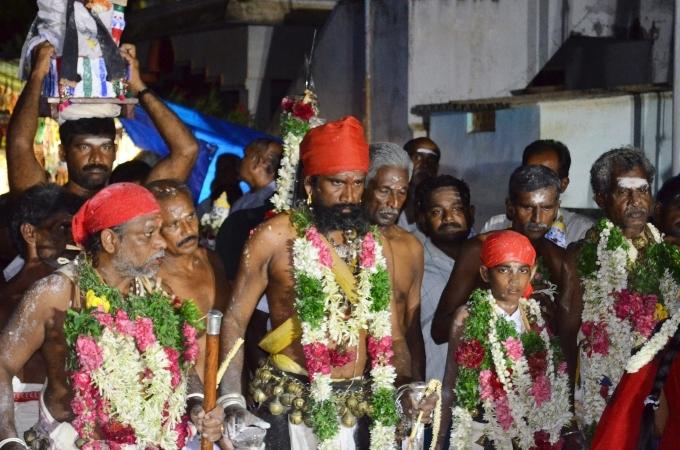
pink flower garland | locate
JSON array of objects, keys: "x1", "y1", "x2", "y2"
[
  {"x1": 305, "y1": 227, "x2": 333, "y2": 268},
  {"x1": 71, "y1": 305, "x2": 199, "y2": 448},
  {"x1": 613, "y1": 290, "x2": 658, "y2": 338}
]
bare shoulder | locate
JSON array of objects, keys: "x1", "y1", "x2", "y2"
[
  {"x1": 450, "y1": 305, "x2": 469, "y2": 337},
  {"x1": 565, "y1": 239, "x2": 586, "y2": 262},
  {"x1": 389, "y1": 226, "x2": 423, "y2": 254},
  {"x1": 12, "y1": 272, "x2": 74, "y2": 321}
]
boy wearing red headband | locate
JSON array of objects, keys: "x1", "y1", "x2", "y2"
[
  {"x1": 0, "y1": 183, "x2": 225, "y2": 450},
  {"x1": 437, "y1": 230, "x2": 576, "y2": 450}
]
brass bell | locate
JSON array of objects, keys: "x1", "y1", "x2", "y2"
[
  {"x1": 253, "y1": 389, "x2": 267, "y2": 404},
  {"x1": 280, "y1": 393, "x2": 294, "y2": 407},
  {"x1": 289, "y1": 410, "x2": 304, "y2": 425},
  {"x1": 273, "y1": 385, "x2": 284, "y2": 396},
  {"x1": 341, "y1": 411, "x2": 357, "y2": 427},
  {"x1": 346, "y1": 397, "x2": 358, "y2": 409},
  {"x1": 269, "y1": 398, "x2": 285, "y2": 416},
  {"x1": 259, "y1": 369, "x2": 272, "y2": 382},
  {"x1": 24, "y1": 430, "x2": 37, "y2": 444},
  {"x1": 293, "y1": 397, "x2": 305, "y2": 409},
  {"x1": 358, "y1": 401, "x2": 369, "y2": 414}
]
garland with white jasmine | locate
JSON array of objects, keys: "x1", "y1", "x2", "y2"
[
  {"x1": 449, "y1": 289, "x2": 571, "y2": 450},
  {"x1": 272, "y1": 91, "x2": 322, "y2": 212},
  {"x1": 63, "y1": 258, "x2": 204, "y2": 450},
  {"x1": 290, "y1": 208, "x2": 398, "y2": 450},
  {"x1": 577, "y1": 218, "x2": 680, "y2": 428}
]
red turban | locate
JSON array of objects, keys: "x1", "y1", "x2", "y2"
[
  {"x1": 481, "y1": 230, "x2": 537, "y2": 298},
  {"x1": 300, "y1": 116, "x2": 369, "y2": 176},
  {"x1": 72, "y1": 183, "x2": 161, "y2": 246}
]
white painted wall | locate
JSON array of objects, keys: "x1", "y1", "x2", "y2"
[
  {"x1": 425, "y1": 92, "x2": 673, "y2": 226},
  {"x1": 407, "y1": 0, "x2": 672, "y2": 130}
]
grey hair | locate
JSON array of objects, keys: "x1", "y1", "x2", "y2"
[
  {"x1": 590, "y1": 147, "x2": 655, "y2": 196},
  {"x1": 367, "y1": 142, "x2": 413, "y2": 185}
]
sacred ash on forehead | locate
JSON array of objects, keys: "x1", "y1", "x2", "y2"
[
  {"x1": 530, "y1": 191, "x2": 548, "y2": 204},
  {"x1": 416, "y1": 148, "x2": 438, "y2": 156},
  {"x1": 617, "y1": 177, "x2": 649, "y2": 189}
]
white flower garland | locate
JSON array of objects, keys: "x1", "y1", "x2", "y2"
[
  {"x1": 292, "y1": 225, "x2": 396, "y2": 449},
  {"x1": 449, "y1": 291, "x2": 571, "y2": 449},
  {"x1": 272, "y1": 132, "x2": 303, "y2": 212},
  {"x1": 577, "y1": 220, "x2": 680, "y2": 427},
  {"x1": 90, "y1": 328, "x2": 186, "y2": 450}
]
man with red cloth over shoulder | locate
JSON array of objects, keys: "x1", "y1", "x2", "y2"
[
  {"x1": 218, "y1": 117, "x2": 430, "y2": 450},
  {"x1": 0, "y1": 183, "x2": 226, "y2": 450},
  {"x1": 437, "y1": 230, "x2": 577, "y2": 450}
]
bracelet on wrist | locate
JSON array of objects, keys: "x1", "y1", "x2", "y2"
[
  {"x1": 137, "y1": 88, "x2": 153, "y2": 100},
  {"x1": 217, "y1": 393, "x2": 246, "y2": 410},
  {"x1": 0, "y1": 438, "x2": 28, "y2": 450}
]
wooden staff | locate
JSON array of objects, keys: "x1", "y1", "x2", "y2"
[{"x1": 201, "y1": 310, "x2": 223, "y2": 450}]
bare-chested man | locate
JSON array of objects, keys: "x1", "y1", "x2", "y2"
[
  {"x1": 6, "y1": 42, "x2": 198, "y2": 198},
  {"x1": 0, "y1": 183, "x2": 224, "y2": 450},
  {"x1": 656, "y1": 174, "x2": 680, "y2": 248},
  {"x1": 217, "y1": 117, "x2": 428, "y2": 450},
  {"x1": 363, "y1": 142, "x2": 425, "y2": 381},
  {"x1": 0, "y1": 184, "x2": 83, "y2": 383},
  {"x1": 432, "y1": 165, "x2": 565, "y2": 344},
  {"x1": 147, "y1": 179, "x2": 230, "y2": 380},
  {"x1": 558, "y1": 148, "x2": 680, "y2": 435}
]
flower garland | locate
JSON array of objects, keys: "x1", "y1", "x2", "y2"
[
  {"x1": 271, "y1": 91, "x2": 322, "y2": 212},
  {"x1": 449, "y1": 289, "x2": 572, "y2": 450},
  {"x1": 576, "y1": 218, "x2": 680, "y2": 428},
  {"x1": 63, "y1": 258, "x2": 204, "y2": 450},
  {"x1": 290, "y1": 208, "x2": 398, "y2": 450}
]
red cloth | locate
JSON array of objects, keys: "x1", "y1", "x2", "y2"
[
  {"x1": 480, "y1": 230, "x2": 537, "y2": 268},
  {"x1": 300, "y1": 116, "x2": 369, "y2": 176},
  {"x1": 72, "y1": 183, "x2": 161, "y2": 245},
  {"x1": 591, "y1": 354, "x2": 680, "y2": 450},
  {"x1": 480, "y1": 230, "x2": 537, "y2": 298}
]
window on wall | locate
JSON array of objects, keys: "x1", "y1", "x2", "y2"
[{"x1": 467, "y1": 110, "x2": 496, "y2": 133}]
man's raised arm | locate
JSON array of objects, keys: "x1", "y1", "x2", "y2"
[
  {"x1": 119, "y1": 44, "x2": 198, "y2": 183},
  {"x1": 0, "y1": 274, "x2": 67, "y2": 447},
  {"x1": 431, "y1": 239, "x2": 482, "y2": 344},
  {"x1": 6, "y1": 42, "x2": 53, "y2": 193}
]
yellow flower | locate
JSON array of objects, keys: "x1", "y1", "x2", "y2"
[
  {"x1": 655, "y1": 303, "x2": 669, "y2": 322},
  {"x1": 85, "y1": 289, "x2": 110, "y2": 313}
]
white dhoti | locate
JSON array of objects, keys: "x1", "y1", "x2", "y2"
[{"x1": 289, "y1": 422, "x2": 357, "y2": 450}]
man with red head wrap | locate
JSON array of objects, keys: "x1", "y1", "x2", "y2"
[
  {"x1": 437, "y1": 230, "x2": 577, "y2": 449},
  {"x1": 218, "y1": 116, "x2": 427, "y2": 449},
  {"x1": 0, "y1": 183, "x2": 227, "y2": 450}
]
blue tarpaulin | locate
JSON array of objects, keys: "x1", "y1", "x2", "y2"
[{"x1": 119, "y1": 101, "x2": 272, "y2": 203}]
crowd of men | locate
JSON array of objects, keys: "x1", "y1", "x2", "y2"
[{"x1": 0, "y1": 40, "x2": 679, "y2": 450}]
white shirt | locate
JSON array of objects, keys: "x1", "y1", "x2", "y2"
[
  {"x1": 419, "y1": 236, "x2": 455, "y2": 382},
  {"x1": 481, "y1": 208, "x2": 594, "y2": 248}
]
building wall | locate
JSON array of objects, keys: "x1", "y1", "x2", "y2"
[
  {"x1": 429, "y1": 106, "x2": 540, "y2": 226},
  {"x1": 407, "y1": 0, "x2": 673, "y2": 130},
  {"x1": 427, "y1": 92, "x2": 673, "y2": 226}
]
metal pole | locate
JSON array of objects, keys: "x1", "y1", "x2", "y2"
[
  {"x1": 673, "y1": 0, "x2": 680, "y2": 174},
  {"x1": 364, "y1": 0, "x2": 372, "y2": 143}
]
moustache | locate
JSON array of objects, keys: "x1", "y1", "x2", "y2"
[
  {"x1": 177, "y1": 235, "x2": 199, "y2": 248},
  {"x1": 147, "y1": 250, "x2": 165, "y2": 262},
  {"x1": 526, "y1": 223, "x2": 549, "y2": 232},
  {"x1": 378, "y1": 207, "x2": 399, "y2": 216},
  {"x1": 82, "y1": 164, "x2": 109, "y2": 173},
  {"x1": 438, "y1": 222, "x2": 464, "y2": 231},
  {"x1": 624, "y1": 207, "x2": 648, "y2": 218}
]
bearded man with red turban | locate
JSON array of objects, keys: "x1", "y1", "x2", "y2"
[
  {"x1": 437, "y1": 230, "x2": 578, "y2": 449},
  {"x1": 217, "y1": 116, "x2": 431, "y2": 450},
  {"x1": 0, "y1": 183, "x2": 227, "y2": 450}
]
